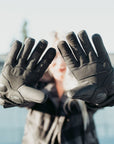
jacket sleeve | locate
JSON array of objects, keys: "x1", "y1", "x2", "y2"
[{"x1": 28, "y1": 87, "x2": 59, "y2": 115}]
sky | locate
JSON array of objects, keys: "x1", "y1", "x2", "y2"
[{"x1": 0, "y1": 0, "x2": 114, "y2": 54}]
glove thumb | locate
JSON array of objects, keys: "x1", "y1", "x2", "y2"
[{"x1": 18, "y1": 85, "x2": 47, "y2": 103}]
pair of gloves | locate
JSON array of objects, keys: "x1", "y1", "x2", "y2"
[{"x1": 0, "y1": 30, "x2": 113, "y2": 108}]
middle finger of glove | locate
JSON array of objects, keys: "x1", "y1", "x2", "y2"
[
  {"x1": 66, "y1": 31, "x2": 87, "y2": 66},
  {"x1": 27, "y1": 39, "x2": 48, "y2": 70}
]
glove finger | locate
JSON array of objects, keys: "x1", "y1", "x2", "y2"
[
  {"x1": 5, "y1": 40, "x2": 22, "y2": 66},
  {"x1": 78, "y1": 30, "x2": 97, "y2": 62},
  {"x1": 35, "y1": 48, "x2": 56, "y2": 80},
  {"x1": 57, "y1": 41, "x2": 79, "y2": 69},
  {"x1": 27, "y1": 39, "x2": 48, "y2": 70},
  {"x1": 66, "y1": 31, "x2": 88, "y2": 65},
  {"x1": 18, "y1": 38, "x2": 35, "y2": 60},
  {"x1": 92, "y1": 34, "x2": 110, "y2": 61}
]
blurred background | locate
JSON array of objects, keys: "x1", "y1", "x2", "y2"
[{"x1": 0, "y1": 0, "x2": 114, "y2": 143}]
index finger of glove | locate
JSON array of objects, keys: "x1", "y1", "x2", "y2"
[
  {"x1": 5, "y1": 40, "x2": 22, "y2": 66},
  {"x1": 57, "y1": 41, "x2": 79, "y2": 68},
  {"x1": 92, "y1": 34, "x2": 110, "y2": 61},
  {"x1": 35, "y1": 48, "x2": 56, "y2": 80}
]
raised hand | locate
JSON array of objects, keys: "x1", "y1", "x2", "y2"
[
  {"x1": 58, "y1": 30, "x2": 113, "y2": 105},
  {"x1": 0, "y1": 38, "x2": 56, "y2": 107}
]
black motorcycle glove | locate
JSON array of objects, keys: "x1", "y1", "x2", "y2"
[
  {"x1": 0, "y1": 38, "x2": 56, "y2": 107},
  {"x1": 58, "y1": 30, "x2": 114, "y2": 106}
]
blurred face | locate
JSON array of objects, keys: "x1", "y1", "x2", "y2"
[{"x1": 49, "y1": 50, "x2": 66, "y2": 81}]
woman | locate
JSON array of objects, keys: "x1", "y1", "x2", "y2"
[{"x1": 22, "y1": 32, "x2": 99, "y2": 144}]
